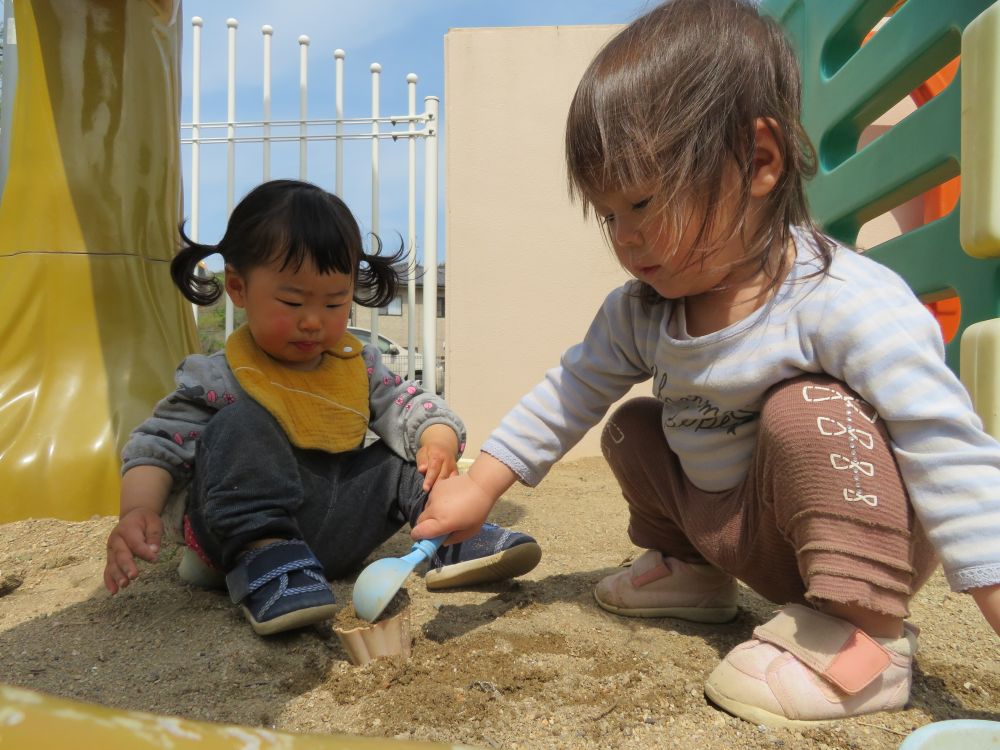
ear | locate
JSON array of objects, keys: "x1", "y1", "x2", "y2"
[
  {"x1": 224, "y1": 264, "x2": 248, "y2": 309},
  {"x1": 750, "y1": 117, "x2": 784, "y2": 199}
]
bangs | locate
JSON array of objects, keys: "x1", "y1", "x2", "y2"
[
  {"x1": 256, "y1": 188, "x2": 363, "y2": 277},
  {"x1": 566, "y1": 67, "x2": 660, "y2": 212}
]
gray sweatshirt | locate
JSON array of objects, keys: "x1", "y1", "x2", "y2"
[{"x1": 122, "y1": 343, "x2": 465, "y2": 537}]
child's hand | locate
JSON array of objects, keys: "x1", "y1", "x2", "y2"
[
  {"x1": 103, "y1": 507, "x2": 163, "y2": 594},
  {"x1": 416, "y1": 424, "x2": 460, "y2": 492},
  {"x1": 411, "y1": 473, "x2": 494, "y2": 545},
  {"x1": 412, "y1": 453, "x2": 518, "y2": 545}
]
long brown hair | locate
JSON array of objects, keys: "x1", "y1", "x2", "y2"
[{"x1": 565, "y1": 0, "x2": 831, "y2": 306}]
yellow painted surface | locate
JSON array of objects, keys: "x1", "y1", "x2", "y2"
[
  {"x1": 960, "y1": 319, "x2": 1000, "y2": 440},
  {"x1": 0, "y1": 253, "x2": 195, "y2": 521},
  {"x1": 0, "y1": 683, "x2": 469, "y2": 750},
  {"x1": 960, "y1": 1, "x2": 1000, "y2": 258},
  {"x1": 0, "y1": 0, "x2": 197, "y2": 522}
]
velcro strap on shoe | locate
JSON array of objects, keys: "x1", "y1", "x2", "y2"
[
  {"x1": 630, "y1": 551, "x2": 671, "y2": 588},
  {"x1": 752, "y1": 604, "x2": 892, "y2": 694},
  {"x1": 225, "y1": 540, "x2": 322, "y2": 604}
]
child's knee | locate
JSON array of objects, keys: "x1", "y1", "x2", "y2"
[
  {"x1": 201, "y1": 396, "x2": 282, "y2": 447},
  {"x1": 762, "y1": 374, "x2": 844, "y2": 426},
  {"x1": 759, "y1": 375, "x2": 881, "y2": 457},
  {"x1": 601, "y1": 397, "x2": 660, "y2": 459}
]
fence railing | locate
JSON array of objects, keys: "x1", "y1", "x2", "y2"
[{"x1": 181, "y1": 16, "x2": 440, "y2": 392}]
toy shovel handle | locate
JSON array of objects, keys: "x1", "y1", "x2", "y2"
[{"x1": 409, "y1": 534, "x2": 447, "y2": 563}]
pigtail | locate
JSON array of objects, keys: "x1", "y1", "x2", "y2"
[
  {"x1": 171, "y1": 223, "x2": 223, "y2": 306},
  {"x1": 354, "y1": 233, "x2": 407, "y2": 308}
]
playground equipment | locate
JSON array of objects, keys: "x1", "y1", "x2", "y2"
[
  {"x1": 761, "y1": 0, "x2": 1000, "y2": 377},
  {"x1": 909, "y1": 59, "x2": 962, "y2": 344},
  {"x1": 0, "y1": 683, "x2": 464, "y2": 750},
  {"x1": 762, "y1": 0, "x2": 1000, "y2": 445},
  {"x1": 0, "y1": 0, "x2": 198, "y2": 523}
]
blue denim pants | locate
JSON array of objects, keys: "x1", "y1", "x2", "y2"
[{"x1": 185, "y1": 396, "x2": 427, "y2": 575}]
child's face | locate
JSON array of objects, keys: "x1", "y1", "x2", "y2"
[
  {"x1": 590, "y1": 178, "x2": 749, "y2": 301},
  {"x1": 225, "y1": 258, "x2": 354, "y2": 371}
]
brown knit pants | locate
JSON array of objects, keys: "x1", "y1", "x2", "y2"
[{"x1": 600, "y1": 375, "x2": 938, "y2": 617}]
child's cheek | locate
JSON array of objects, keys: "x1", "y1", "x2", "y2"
[{"x1": 270, "y1": 310, "x2": 296, "y2": 338}]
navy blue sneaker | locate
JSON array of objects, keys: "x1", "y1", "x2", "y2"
[
  {"x1": 424, "y1": 523, "x2": 542, "y2": 590},
  {"x1": 225, "y1": 539, "x2": 336, "y2": 635}
]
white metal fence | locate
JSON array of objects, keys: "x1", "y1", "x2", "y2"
[{"x1": 181, "y1": 16, "x2": 440, "y2": 393}]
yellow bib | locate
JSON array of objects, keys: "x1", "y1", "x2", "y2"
[{"x1": 225, "y1": 325, "x2": 370, "y2": 453}]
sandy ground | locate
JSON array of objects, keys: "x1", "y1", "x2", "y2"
[{"x1": 1, "y1": 456, "x2": 998, "y2": 749}]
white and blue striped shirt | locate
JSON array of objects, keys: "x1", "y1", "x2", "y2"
[{"x1": 484, "y1": 231, "x2": 1000, "y2": 593}]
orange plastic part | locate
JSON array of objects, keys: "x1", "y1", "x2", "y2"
[
  {"x1": 910, "y1": 59, "x2": 961, "y2": 223},
  {"x1": 0, "y1": 0, "x2": 198, "y2": 522}
]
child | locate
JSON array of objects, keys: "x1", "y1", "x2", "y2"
[
  {"x1": 103, "y1": 179, "x2": 541, "y2": 636},
  {"x1": 411, "y1": 0, "x2": 1000, "y2": 728}
]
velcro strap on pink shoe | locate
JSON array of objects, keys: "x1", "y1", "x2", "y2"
[
  {"x1": 629, "y1": 551, "x2": 671, "y2": 588},
  {"x1": 752, "y1": 605, "x2": 892, "y2": 694}
]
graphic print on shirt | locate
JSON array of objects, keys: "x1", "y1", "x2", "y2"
[
  {"x1": 802, "y1": 385, "x2": 879, "y2": 508},
  {"x1": 661, "y1": 394, "x2": 756, "y2": 435}
]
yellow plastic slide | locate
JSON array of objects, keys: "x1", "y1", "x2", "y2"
[
  {"x1": 0, "y1": 0, "x2": 198, "y2": 522},
  {"x1": 0, "y1": 683, "x2": 468, "y2": 750}
]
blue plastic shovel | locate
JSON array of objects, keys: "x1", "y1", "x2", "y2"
[{"x1": 351, "y1": 535, "x2": 447, "y2": 622}]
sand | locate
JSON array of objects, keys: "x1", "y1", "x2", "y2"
[{"x1": 1, "y1": 456, "x2": 997, "y2": 749}]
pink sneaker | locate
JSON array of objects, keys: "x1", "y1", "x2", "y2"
[
  {"x1": 704, "y1": 604, "x2": 917, "y2": 728},
  {"x1": 593, "y1": 550, "x2": 738, "y2": 623}
]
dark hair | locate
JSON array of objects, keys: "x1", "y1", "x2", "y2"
[
  {"x1": 171, "y1": 179, "x2": 403, "y2": 308},
  {"x1": 565, "y1": 0, "x2": 831, "y2": 306}
]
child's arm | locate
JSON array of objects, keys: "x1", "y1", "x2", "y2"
[
  {"x1": 971, "y1": 584, "x2": 1000, "y2": 636},
  {"x1": 104, "y1": 353, "x2": 236, "y2": 594},
  {"x1": 413, "y1": 288, "x2": 652, "y2": 542},
  {"x1": 816, "y1": 277, "x2": 1000, "y2": 631},
  {"x1": 411, "y1": 453, "x2": 518, "y2": 543},
  {"x1": 103, "y1": 465, "x2": 172, "y2": 593},
  {"x1": 362, "y1": 344, "x2": 467, "y2": 471}
]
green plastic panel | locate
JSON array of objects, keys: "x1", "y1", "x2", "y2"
[{"x1": 760, "y1": 0, "x2": 1000, "y2": 373}]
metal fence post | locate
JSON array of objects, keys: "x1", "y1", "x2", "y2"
[
  {"x1": 224, "y1": 17, "x2": 238, "y2": 339},
  {"x1": 422, "y1": 96, "x2": 439, "y2": 394},
  {"x1": 334, "y1": 49, "x2": 345, "y2": 198},
  {"x1": 370, "y1": 62, "x2": 382, "y2": 342},
  {"x1": 406, "y1": 73, "x2": 418, "y2": 381},
  {"x1": 298, "y1": 35, "x2": 309, "y2": 180},
  {"x1": 262, "y1": 24, "x2": 273, "y2": 181}
]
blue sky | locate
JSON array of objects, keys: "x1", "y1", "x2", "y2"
[{"x1": 180, "y1": 1, "x2": 644, "y2": 269}]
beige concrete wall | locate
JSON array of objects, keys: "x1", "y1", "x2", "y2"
[{"x1": 446, "y1": 24, "x2": 651, "y2": 463}]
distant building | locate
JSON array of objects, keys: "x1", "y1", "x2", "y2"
[{"x1": 350, "y1": 262, "x2": 445, "y2": 358}]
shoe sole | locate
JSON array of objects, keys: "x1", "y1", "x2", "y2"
[
  {"x1": 593, "y1": 590, "x2": 737, "y2": 623},
  {"x1": 242, "y1": 602, "x2": 338, "y2": 636},
  {"x1": 424, "y1": 542, "x2": 542, "y2": 590},
  {"x1": 703, "y1": 681, "x2": 836, "y2": 730}
]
